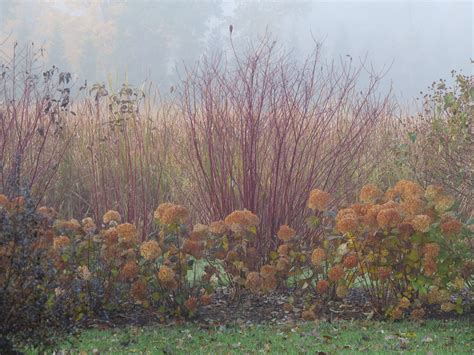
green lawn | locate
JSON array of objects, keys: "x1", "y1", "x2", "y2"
[{"x1": 27, "y1": 319, "x2": 473, "y2": 354}]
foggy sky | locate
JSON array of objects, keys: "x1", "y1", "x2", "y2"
[{"x1": 0, "y1": 0, "x2": 472, "y2": 108}]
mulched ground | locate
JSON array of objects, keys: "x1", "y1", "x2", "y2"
[{"x1": 82, "y1": 287, "x2": 473, "y2": 330}]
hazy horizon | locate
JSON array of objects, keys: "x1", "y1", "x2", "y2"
[{"x1": 1, "y1": 0, "x2": 472, "y2": 109}]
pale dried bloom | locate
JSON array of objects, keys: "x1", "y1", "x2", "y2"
[
  {"x1": 121, "y1": 261, "x2": 139, "y2": 280},
  {"x1": 376, "y1": 208, "x2": 401, "y2": 230},
  {"x1": 158, "y1": 265, "x2": 175, "y2": 283},
  {"x1": 411, "y1": 214, "x2": 432, "y2": 233},
  {"x1": 316, "y1": 279, "x2": 329, "y2": 294},
  {"x1": 336, "y1": 216, "x2": 358, "y2": 234},
  {"x1": 103, "y1": 210, "x2": 121, "y2": 225},
  {"x1": 245, "y1": 271, "x2": 262, "y2": 293},
  {"x1": 78, "y1": 265, "x2": 92, "y2": 280},
  {"x1": 103, "y1": 227, "x2": 118, "y2": 245},
  {"x1": 277, "y1": 224, "x2": 296, "y2": 242},
  {"x1": 140, "y1": 240, "x2": 162, "y2": 260},
  {"x1": 434, "y1": 194, "x2": 455, "y2": 213},
  {"x1": 440, "y1": 302, "x2": 455, "y2": 313},
  {"x1": 37, "y1": 206, "x2": 56, "y2": 219},
  {"x1": 209, "y1": 220, "x2": 228, "y2": 235},
  {"x1": 224, "y1": 209, "x2": 259, "y2": 233},
  {"x1": 453, "y1": 277, "x2": 465, "y2": 290},
  {"x1": 116, "y1": 223, "x2": 138, "y2": 245},
  {"x1": 425, "y1": 185, "x2": 444, "y2": 201},
  {"x1": 53, "y1": 235, "x2": 70, "y2": 251},
  {"x1": 307, "y1": 189, "x2": 331, "y2": 211},
  {"x1": 328, "y1": 265, "x2": 344, "y2": 282},
  {"x1": 277, "y1": 243, "x2": 291, "y2": 256},
  {"x1": 311, "y1": 248, "x2": 326, "y2": 266},
  {"x1": 82, "y1": 217, "x2": 97, "y2": 233},
  {"x1": 398, "y1": 297, "x2": 410, "y2": 309},
  {"x1": 54, "y1": 219, "x2": 81, "y2": 231},
  {"x1": 154, "y1": 203, "x2": 189, "y2": 225},
  {"x1": 359, "y1": 184, "x2": 383, "y2": 204}
]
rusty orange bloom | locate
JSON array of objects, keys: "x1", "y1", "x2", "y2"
[
  {"x1": 423, "y1": 243, "x2": 440, "y2": 258},
  {"x1": 425, "y1": 185, "x2": 444, "y2": 201},
  {"x1": 311, "y1": 248, "x2": 326, "y2": 266},
  {"x1": 158, "y1": 265, "x2": 175, "y2": 283},
  {"x1": 121, "y1": 261, "x2": 139, "y2": 280},
  {"x1": 359, "y1": 184, "x2": 383, "y2": 204},
  {"x1": 277, "y1": 243, "x2": 291, "y2": 256},
  {"x1": 260, "y1": 264, "x2": 277, "y2": 279},
  {"x1": 441, "y1": 219, "x2": 462, "y2": 237},
  {"x1": 182, "y1": 239, "x2": 203, "y2": 259},
  {"x1": 53, "y1": 235, "x2": 71, "y2": 251},
  {"x1": 423, "y1": 257, "x2": 437, "y2": 276},
  {"x1": 245, "y1": 271, "x2": 262, "y2": 293},
  {"x1": 410, "y1": 308, "x2": 425, "y2": 320},
  {"x1": 411, "y1": 214, "x2": 432, "y2": 233},
  {"x1": 185, "y1": 296, "x2": 198, "y2": 312},
  {"x1": 116, "y1": 223, "x2": 138, "y2": 245},
  {"x1": 377, "y1": 266, "x2": 392, "y2": 281},
  {"x1": 209, "y1": 220, "x2": 228, "y2": 235},
  {"x1": 277, "y1": 224, "x2": 296, "y2": 242},
  {"x1": 328, "y1": 265, "x2": 344, "y2": 282},
  {"x1": 343, "y1": 254, "x2": 358, "y2": 269},
  {"x1": 307, "y1": 189, "x2": 331, "y2": 211},
  {"x1": 154, "y1": 203, "x2": 189, "y2": 225},
  {"x1": 316, "y1": 279, "x2": 329, "y2": 293},
  {"x1": 224, "y1": 209, "x2": 259, "y2": 233},
  {"x1": 131, "y1": 280, "x2": 147, "y2": 300},
  {"x1": 376, "y1": 208, "x2": 401, "y2": 230}
]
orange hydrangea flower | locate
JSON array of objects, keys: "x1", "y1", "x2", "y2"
[
  {"x1": 277, "y1": 224, "x2": 296, "y2": 242},
  {"x1": 307, "y1": 189, "x2": 331, "y2": 211}
]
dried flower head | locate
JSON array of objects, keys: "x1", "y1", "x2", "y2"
[
  {"x1": 277, "y1": 224, "x2": 296, "y2": 242},
  {"x1": 394, "y1": 180, "x2": 424, "y2": 200},
  {"x1": 37, "y1": 206, "x2": 57, "y2": 220},
  {"x1": 343, "y1": 255, "x2": 358, "y2": 269},
  {"x1": 261, "y1": 274, "x2": 277, "y2": 293},
  {"x1": 246, "y1": 271, "x2": 262, "y2": 293},
  {"x1": 260, "y1": 264, "x2": 277, "y2": 279},
  {"x1": 411, "y1": 214, "x2": 432, "y2": 233},
  {"x1": 158, "y1": 265, "x2": 175, "y2": 283},
  {"x1": 53, "y1": 235, "x2": 70, "y2": 251},
  {"x1": 391, "y1": 307, "x2": 403, "y2": 320},
  {"x1": 423, "y1": 257, "x2": 437, "y2": 276},
  {"x1": 116, "y1": 223, "x2": 138, "y2": 245},
  {"x1": 185, "y1": 297, "x2": 198, "y2": 312},
  {"x1": 328, "y1": 265, "x2": 344, "y2": 282},
  {"x1": 399, "y1": 297, "x2": 410, "y2": 309},
  {"x1": 209, "y1": 220, "x2": 228, "y2": 235},
  {"x1": 103, "y1": 227, "x2": 118, "y2": 245},
  {"x1": 311, "y1": 248, "x2": 326, "y2": 266},
  {"x1": 121, "y1": 261, "x2": 139, "y2": 280},
  {"x1": 359, "y1": 184, "x2": 383, "y2": 204},
  {"x1": 423, "y1": 243, "x2": 440, "y2": 258},
  {"x1": 278, "y1": 243, "x2": 291, "y2": 256},
  {"x1": 302, "y1": 309, "x2": 316, "y2": 321},
  {"x1": 182, "y1": 239, "x2": 203, "y2": 259},
  {"x1": 434, "y1": 194, "x2": 455, "y2": 213},
  {"x1": 400, "y1": 198, "x2": 425, "y2": 216},
  {"x1": 336, "y1": 216, "x2": 358, "y2": 234},
  {"x1": 276, "y1": 257, "x2": 290, "y2": 272},
  {"x1": 425, "y1": 185, "x2": 444, "y2": 201},
  {"x1": 224, "y1": 209, "x2": 259, "y2": 233},
  {"x1": 316, "y1": 279, "x2": 329, "y2": 294},
  {"x1": 154, "y1": 203, "x2": 189, "y2": 225},
  {"x1": 77, "y1": 265, "x2": 92, "y2": 280},
  {"x1": 200, "y1": 293, "x2": 212, "y2": 306},
  {"x1": 384, "y1": 188, "x2": 400, "y2": 201},
  {"x1": 441, "y1": 219, "x2": 462, "y2": 237},
  {"x1": 307, "y1": 189, "x2": 331, "y2": 211},
  {"x1": 376, "y1": 208, "x2": 401, "y2": 230},
  {"x1": 193, "y1": 223, "x2": 209, "y2": 236},
  {"x1": 103, "y1": 210, "x2": 121, "y2": 225},
  {"x1": 82, "y1": 217, "x2": 96, "y2": 233},
  {"x1": 54, "y1": 219, "x2": 81, "y2": 231},
  {"x1": 140, "y1": 240, "x2": 162, "y2": 260}
]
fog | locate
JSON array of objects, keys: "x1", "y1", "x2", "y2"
[{"x1": 1, "y1": 0, "x2": 472, "y2": 107}]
